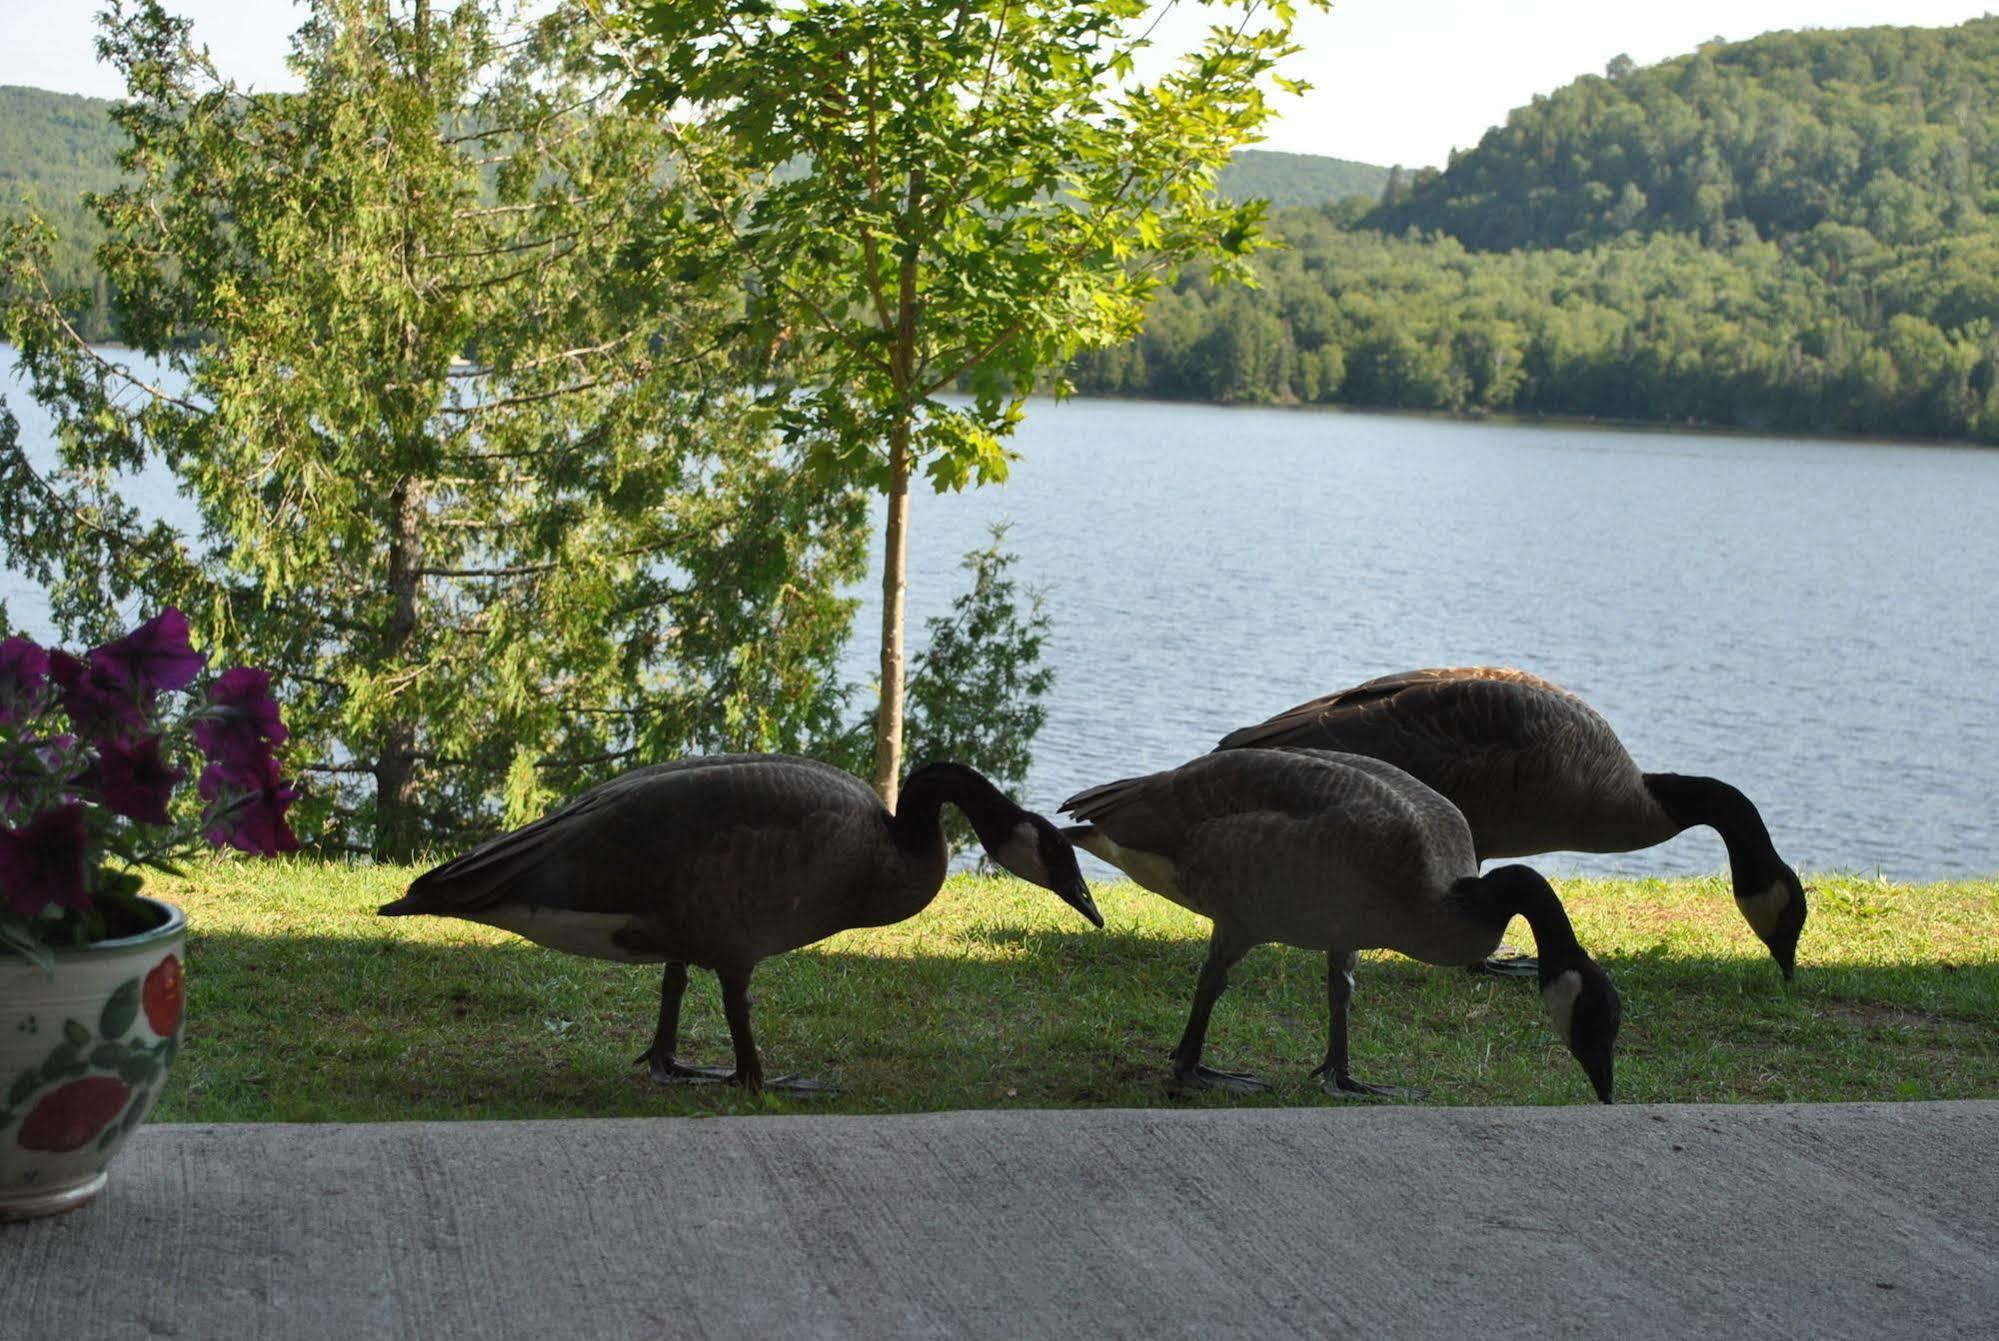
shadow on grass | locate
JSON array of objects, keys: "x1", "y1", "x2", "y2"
[{"x1": 151, "y1": 914, "x2": 1999, "y2": 1124}]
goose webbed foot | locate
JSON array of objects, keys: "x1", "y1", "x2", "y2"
[
  {"x1": 1465, "y1": 949, "x2": 1541, "y2": 978},
  {"x1": 1311, "y1": 1063, "x2": 1426, "y2": 1102},
  {"x1": 640, "y1": 1052, "x2": 839, "y2": 1097},
  {"x1": 638, "y1": 1051, "x2": 737, "y2": 1085},
  {"x1": 1170, "y1": 1063, "x2": 1270, "y2": 1094}
]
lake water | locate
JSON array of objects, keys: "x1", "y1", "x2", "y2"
[{"x1": 6, "y1": 344, "x2": 1997, "y2": 878}]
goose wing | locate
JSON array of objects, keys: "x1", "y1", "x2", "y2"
[
  {"x1": 389, "y1": 754, "x2": 883, "y2": 916},
  {"x1": 1217, "y1": 668, "x2": 1647, "y2": 854},
  {"x1": 1065, "y1": 749, "x2": 1476, "y2": 945},
  {"x1": 1065, "y1": 749, "x2": 1473, "y2": 886}
]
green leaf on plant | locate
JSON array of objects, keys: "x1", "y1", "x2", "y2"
[
  {"x1": 92, "y1": 1043, "x2": 131, "y2": 1068},
  {"x1": 0, "y1": 917, "x2": 56, "y2": 975},
  {"x1": 43, "y1": 1042, "x2": 81, "y2": 1081},
  {"x1": 63, "y1": 1018, "x2": 91, "y2": 1050},
  {"x1": 118, "y1": 1053, "x2": 160, "y2": 1087},
  {"x1": 102, "y1": 978, "x2": 140, "y2": 1040}
]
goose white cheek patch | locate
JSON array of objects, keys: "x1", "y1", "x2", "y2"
[
  {"x1": 1736, "y1": 883, "x2": 1789, "y2": 940},
  {"x1": 1541, "y1": 969, "x2": 1583, "y2": 1047},
  {"x1": 997, "y1": 821, "x2": 1045, "y2": 884}
]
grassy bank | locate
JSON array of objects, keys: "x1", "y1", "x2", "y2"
[{"x1": 140, "y1": 862, "x2": 1998, "y2": 1121}]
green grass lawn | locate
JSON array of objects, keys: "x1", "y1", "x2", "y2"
[{"x1": 143, "y1": 861, "x2": 1998, "y2": 1121}]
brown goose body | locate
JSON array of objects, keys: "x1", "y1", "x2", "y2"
[
  {"x1": 1216, "y1": 667, "x2": 1807, "y2": 976},
  {"x1": 1063, "y1": 749, "x2": 1620, "y2": 1102},
  {"x1": 382, "y1": 754, "x2": 1100, "y2": 1091}
]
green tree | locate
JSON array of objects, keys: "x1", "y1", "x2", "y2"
[
  {"x1": 0, "y1": 0, "x2": 868, "y2": 859},
  {"x1": 609, "y1": 0, "x2": 1322, "y2": 807}
]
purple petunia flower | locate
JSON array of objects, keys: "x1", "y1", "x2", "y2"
[
  {"x1": 0, "y1": 636, "x2": 50, "y2": 725},
  {"x1": 0, "y1": 802, "x2": 92, "y2": 917},
  {"x1": 48, "y1": 649, "x2": 147, "y2": 742},
  {"x1": 193, "y1": 666, "x2": 288, "y2": 768},
  {"x1": 88, "y1": 608, "x2": 208, "y2": 696},
  {"x1": 83, "y1": 735, "x2": 186, "y2": 827},
  {"x1": 200, "y1": 753, "x2": 300, "y2": 857}
]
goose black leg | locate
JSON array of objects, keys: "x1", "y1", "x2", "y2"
[
  {"x1": 1312, "y1": 950, "x2": 1426, "y2": 1101},
  {"x1": 1170, "y1": 927, "x2": 1267, "y2": 1093},
  {"x1": 638, "y1": 961, "x2": 734, "y2": 1084},
  {"x1": 717, "y1": 965, "x2": 837, "y2": 1098}
]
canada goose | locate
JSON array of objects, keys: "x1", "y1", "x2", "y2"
[
  {"x1": 381, "y1": 754, "x2": 1102, "y2": 1094},
  {"x1": 1061, "y1": 748, "x2": 1620, "y2": 1103},
  {"x1": 1217, "y1": 667, "x2": 1806, "y2": 979}
]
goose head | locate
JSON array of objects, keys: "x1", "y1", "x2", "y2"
[
  {"x1": 1539, "y1": 957, "x2": 1621, "y2": 1103},
  {"x1": 976, "y1": 811, "x2": 1104, "y2": 929},
  {"x1": 1734, "y1": 865, "x2": 1807, "y2": 980}
]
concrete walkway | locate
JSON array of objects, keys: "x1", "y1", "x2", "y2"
[{"x1": 3, "y1": 1102, "x2": 1996, "y2": 1338}]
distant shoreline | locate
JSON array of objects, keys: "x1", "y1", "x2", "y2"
[
  {"x1": 1033, "y1": 388, "x2": 1993, "y2": 452},
  {"x1": 5, "y1": 340, "x2": 1986, "y2": 453}
]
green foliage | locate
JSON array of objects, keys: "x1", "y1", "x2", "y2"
[
  {"x1": 1372, "y1": 19, "x2": 1999, "y2": 251},
  {"x1": 0, "y1": 1, "x2": 869, "y2": 859},
  {"x1": 615, "y1": 0, "x2": 1324, "y2": 795},
  {"x1": 829, "y1": 526, "x2": 1053, "y2": 807},
  {"x1": 0, "y1": 86, "x2": 124, "y2": 340},
  {"x1": 1217, "y1": 148, "x2": 1389, "y2": 209},
  {"x1": 1073, "y1": 20, "x2": 1999, "y2": 443},
  {"x1": 0, "y1": 83, "x2": 1384, "y2": 347},
  {"x1": 1073, "y1": 212, "x2": 1999, "y2": 439}
]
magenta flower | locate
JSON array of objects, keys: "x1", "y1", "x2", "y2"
[
  {"x1": 193, "y1": 667, "x2": 288, "y2": 766},
  {"x1": 0, "y1": 802, "x2": 92, "y2": 917},
  {"x1": 200, "y1": 753, "x2": 300, "y2": 856},
  {"x1": 0, "y1": 636, "x2": 49, "y2": 725},
  {"x1": 48, "y1": 649, "x2": 147, "y2": 741},
  {"x1": 83, "y1": 735, "x2": 186, "y2": 827},
  {"x1": 88, "y1": 608, "x2": 208, "y2": 696}
]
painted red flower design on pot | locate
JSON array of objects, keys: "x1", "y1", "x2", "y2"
[
  {"x1": 17, "y1": 1077, "x2": 133, "y2": 1153},
  {"x1": 144, "y1": 954, "x2": 185, "y2": 1036}
]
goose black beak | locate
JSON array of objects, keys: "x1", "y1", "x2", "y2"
[
  {"x1": 1062, "y1": 876, "x2": 1104, "y2": 929},
  {"x1": 1583, "y1": 1052, "x2": 1614, "y2": 1105}
]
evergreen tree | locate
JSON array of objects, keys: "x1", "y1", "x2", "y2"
[{"x1": 0, "y1": 0, "x2": 869, "y2": 859}]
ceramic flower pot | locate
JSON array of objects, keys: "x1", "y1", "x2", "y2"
[{"x1": 0, "y1": 897, "x2": 186, "y2": 1221}]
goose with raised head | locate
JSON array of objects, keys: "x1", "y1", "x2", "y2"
[
  {"x1": 1217, "y1": 667, "x2": 1806, "y2": 979},
  {"x1": 381, "y1": 754, "x2": 1102, "y2": 1094},
  {"x1": 1061, "y1": 748, "x2": 1620, "y2": 1103}
]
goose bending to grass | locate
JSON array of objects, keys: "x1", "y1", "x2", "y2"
[
  {"x1": 381, "y1": 754, "x2": 1102, "y2": 1095},
  {"x1": 1062, "y1": 748, "x2": 1620, "y2": 1103},
  {"x1": 1217, "y1": 667, "x2": 1806, "y2": 979}
]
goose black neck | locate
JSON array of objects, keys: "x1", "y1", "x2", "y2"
[
  {"x1": 1643, "y1": 773, "x2": 1783, "y2": 893},
  {"x1": 1463, "y1": 864, "x2": 1586, "y2": 968},
  {"x1": 892, "y1": 761, "x2": 1022, "y2": 850}
]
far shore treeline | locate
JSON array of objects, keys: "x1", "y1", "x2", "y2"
[{"x1": 13, "y1": 20, "x2": 1999, "y2": 443}]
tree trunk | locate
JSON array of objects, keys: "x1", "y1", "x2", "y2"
[
  {"x1": 376, "y1": 477, "x2": 425, "y2": 861},
  {"x1": 870, "y1": 418, "x2": 912, "y2": 808}
]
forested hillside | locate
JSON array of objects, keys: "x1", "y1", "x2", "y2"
[
  {"x1": 1369, "y1": 21, "x2": 1999, "y2": 251},
  {"x1": 1220, "y1": 149, "x2": 1388, "y2": 207},
  {"x1": 1073, "y1": 19, "x2": 1999, "y2": 444},
  {"x1": 0, "y1": 86, "x2": 122, "y2": 334}
]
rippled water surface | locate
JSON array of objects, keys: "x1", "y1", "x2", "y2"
[
  {"x1": 7, "y1": 345, "x2": 1996, "y2": 877},
  {"x1": 846, "y1": 397, "x2": 1999, "y2": 880}
]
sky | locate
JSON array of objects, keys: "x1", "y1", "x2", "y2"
[{"x1": 2, "y1": 1, "x2": 1997, "y2": 168}]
